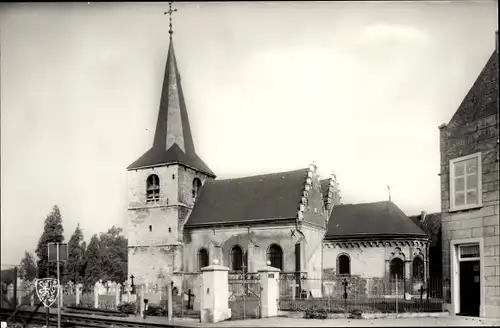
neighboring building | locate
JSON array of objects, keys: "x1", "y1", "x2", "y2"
[
  {"x1": 438, "y1": 34, "x2": 499, "y2": 318},
  {"x1": 323, "y1": 202, "x2": 429, "y2": 296},
  {"x1": 409, "y1": 212, "x2": 443, "y2": 296},
  {"x1": 126, "y1": 29, "x2": 430, "y2": 298}
]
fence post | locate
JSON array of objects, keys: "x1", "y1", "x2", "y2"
[
  {"x1": 395, "y1": 274, "x2": 398, "y2": 315},
  {"x1": 94, "y1": 283, "x2": 99, "y2": 309},
  {"x1": 167, "y1": 281, "x2": 173, "y2": 321},
  {"x1": 75, "y1": 284, "x2": 80, "y2": 306},
  {"x1": 258, "y1": 262, "x2": 280, "y2": 318},
  {"x1": 139, "y1": 285, "x2": 145, "y2": 317},
  {"x1": 30, "y1": 283, "x2": 35, "y2": 307},
  {"x1": 200, "y1": 259, "x2": 230, "y2": 323},
  {"x1": 13, "y1": 268, "x2": 18, "y2": 308},
  {"x1": 115, "y1": 283, "x2": 121, "y2": 309}
]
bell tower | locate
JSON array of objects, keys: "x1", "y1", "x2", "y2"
[{"x1": 126, "y1": 6, "x2": 215, "y2": 285}]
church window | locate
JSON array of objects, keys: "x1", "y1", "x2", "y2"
[
  {"x1": 230, "y1": 245, "x2": 244, "y2": 271},
  {"x1": 267, "y1": 244, "x2": 283, "y2": 270},
  {"x1": 449, "y1": 153, "x2": 482, "y2": 211},
  {"x1": 337, "y1": 254, "x2": 350, "y2": 275},
  {"x1": 192, "y1": 178, "x2": 202, "y2": 201},
  {"x1": 198, "y1": 248, "x2": 209, "y2": 270},
  {"x1": 412, "y1": 257, "x2": 424, "y2": 280},
  {"x1": 146, "y1": 174, "x2": 160, "y2": 203},
  {"x1": 390, "y1": 258, "x2": 404, "y2": 280}
]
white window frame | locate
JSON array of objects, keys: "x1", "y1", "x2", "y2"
[{"x1": 449, "y1": 152, "x2": 483, "y2": 212}]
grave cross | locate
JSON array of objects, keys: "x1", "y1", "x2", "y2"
[
  {"x1": 418, "y1": 284, "x2": 426, "y2": 301},
  {"x1": 186, "y1": 289, "x2": 195, "y2": 310},
  {"x1": 342, "y1": 278, "x2": 348, "y2": 309},
  {"x1": 130, "y1": 275, "x2": 136, "y2": 294}
]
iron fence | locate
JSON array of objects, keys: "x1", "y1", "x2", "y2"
[
  {"x1": 228, "y1": 271, "x2": 261, "y2": 320},
  {"x1": 278, "y1": 275, "x2": 445, "y2": 314}
]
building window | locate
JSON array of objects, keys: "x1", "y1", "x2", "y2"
[
  {"x1": 267, "y1": 244, "x2": 283, "y2": 270},
  {"x1": 449, "y1": 153, "x2": 482, "y2": 211},
  {"x1": 146, "y1": 174, "x2": 160, "y2": 203},
  {"x1": 337, "y1": 254, "x2": 350, "y2": 275},
  {"x1": 390, "y1": 258, "x2": 404, "y2": 280},
  {"x1": 412, "y1": 257, "x2": 424, "y2": 280},
  {"x1": 198, "y1": 248, "x2": 209, "y2": 270},
  {"x1": 230, "y1": 245, "x2": 244, "y2": 271},
  {"x1": 192, "y1": 178, "x2": 202, "y2": 201},
  {"x1": 459, "y1": 244, "x2": 480, "y2": 259}
]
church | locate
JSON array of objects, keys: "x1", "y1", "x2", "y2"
[{"x1": 126, "y1": 22, "x2": 431, "y2": 298}]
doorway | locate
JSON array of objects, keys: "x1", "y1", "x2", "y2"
[
  {"x1": 459, "y1": 260, "x2": 480, "y2": 316},
  {"x1": 456, "y1": 243, "x2": 481, "y2": 317}
]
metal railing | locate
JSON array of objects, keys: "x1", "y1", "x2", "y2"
[{"x1": 278, "y1": 274, "x2": 445, "y2": 314}]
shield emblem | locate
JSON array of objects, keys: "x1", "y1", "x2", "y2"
[{"x1": 34, "y1": 278, "x2": 59, "y2": 307}]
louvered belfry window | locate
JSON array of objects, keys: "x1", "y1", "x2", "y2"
[{"x1": 146, "y1": 174, "x2": 160, "y2": 203}]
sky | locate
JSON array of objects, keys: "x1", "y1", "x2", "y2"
[{"x1": 0, "y1": 1, "x2": 498, "y2": 266}]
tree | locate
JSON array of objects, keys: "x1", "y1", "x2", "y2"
[
  {"x1": 83, "y1": 234, "x2": 103, "y2": 287},
  {"x1": 82, "y1": 226, "x2": 128, "y2": 287},
  {"x1": 64, "y1": 224, "x2": 86, "y2": 284},
  {"x1": 35, "y1": 205, "x2": 65, "y2": 278},
  {"x1": 19, "y1": 251, "x2": 37, "y2": 281},
  {"x1": 100, "y1": 226, "x2": 128, "y2": 283}
]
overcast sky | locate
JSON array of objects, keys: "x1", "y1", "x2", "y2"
[{"x1": 0, "y1": 1, "x2": 497, "y2": 266}]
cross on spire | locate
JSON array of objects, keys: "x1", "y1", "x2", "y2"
[{"x1": 164, "y1": 2, "x2": 178, "y2": 37}]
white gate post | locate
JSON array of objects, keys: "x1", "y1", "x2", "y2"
[
  {"x1": 258, "y1": 261, "x2": 280, "y2": 318},
  {"x1": 200, "y1": 259, "x2": 231, "y2": 323}
]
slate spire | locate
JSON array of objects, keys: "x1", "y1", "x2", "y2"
[{"x1": 127, "y1": 19, "x2": 215, "y2": 177}]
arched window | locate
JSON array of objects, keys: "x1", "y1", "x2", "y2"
[
  {"x1": 267, "y1": 244, "x2": 283, "y2": 270},
  {"x1": 230, "y1": 245, "x2": 244, "y2": 271},
  {"x1": 192, "y1": 178, "x2": 202, "y2": 200},
  {"x1": 390, "y1": 258, "x2": 404, "y2": 280},
  {"x1": 337, "y1": 254, "x2": 351, "y2": 275},
  {"x1": 198, "y1": 248, "x2": 209, "y2": 270},
  {"x1": 146, "y1": 174, "x2": 160, "y2": 203},
  {"x1": 412, "y1": 257, "x2": 424, "y2": 280}
]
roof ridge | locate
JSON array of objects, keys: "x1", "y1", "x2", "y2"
[{"x1": 213, "y1": 168, "x2": 309, "y2": 182}]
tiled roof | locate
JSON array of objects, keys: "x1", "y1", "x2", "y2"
[
  {"x1": 325, "y1": 201, "x2": 427, "y2": 240},
  {"x1": 184, "y1": 169, "x2": 308, "y2": 227},
  {"x1": 409, "y1": 213, "x2": 442, "y2": 246}
]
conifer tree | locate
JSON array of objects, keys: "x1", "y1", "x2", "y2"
[
  {"x1": 83, "y1": 234, "x2": 102, "y2": 286},
  {"x1": 64, "y1": 223, "x2": 85, "y2": 284},
  {"x1": 19, "y1": 251, "x2": 37, "y2": 281},
  {"x1": 35, "y1": 205, "x2": 65, "y2": 278}
]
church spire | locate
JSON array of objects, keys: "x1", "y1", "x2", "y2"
[{"x1": 127, "y1": 7, "x2": 215, "y2": 177}]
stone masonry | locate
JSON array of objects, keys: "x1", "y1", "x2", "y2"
[{"x1": 439, "y1": 45, "x2": 499, "y2": 318}]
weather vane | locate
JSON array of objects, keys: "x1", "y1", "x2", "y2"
[{"x1": 164, "y1": 2, "x2": 178, "y2": 36}]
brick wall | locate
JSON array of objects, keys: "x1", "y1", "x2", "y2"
[{"x1": 439, "y1": 49, "x2": 499, "y2": 318}]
